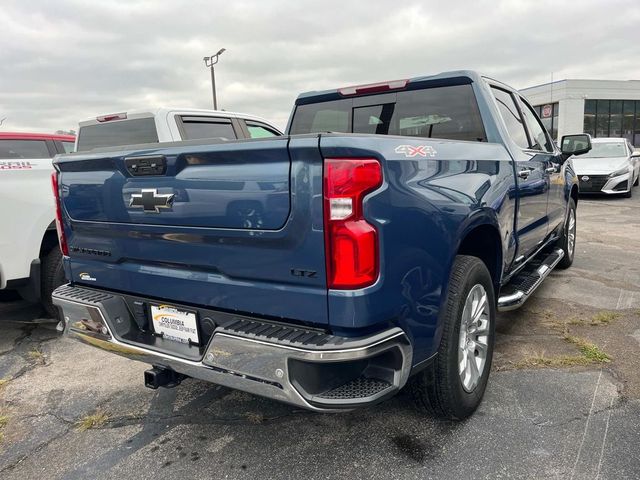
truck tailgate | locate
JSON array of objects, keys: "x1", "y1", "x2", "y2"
[{"x1": 55, "y1": 136, "x2": 328, "y2": 324}]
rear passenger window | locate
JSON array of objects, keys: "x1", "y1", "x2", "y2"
[
  {"x1": 180, "y1": 117, "x2": 237, "y2": 140},
  {"x1": 491, "y1": 87, "x2": 529, "y2": 149},
  {"x1": 0, "y1": 140, "x2": 50, "y2": 159},
  {"x1": 246, "y1": 122, "x2": 279, "y2": 138},
  {"x1": 61, "y1": 141, "x2": 75, "y2": 153}
]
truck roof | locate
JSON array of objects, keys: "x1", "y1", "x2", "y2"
[
  {"x1": 295, "y1": 70, "x2": 486, "y2": 105},
  {"x1": 77, "y1": 107, "x2": 275, "y2": 127},
  {"x1": 0, "y1": 132, "x2": 75, "y2": 141}
]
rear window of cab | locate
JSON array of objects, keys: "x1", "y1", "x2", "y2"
[{"x1": 289, "y1": 84, "x2": 486, "y2": 142}]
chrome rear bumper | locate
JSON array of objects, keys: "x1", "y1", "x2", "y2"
[{"x1": 52, "y1": 284, "x2": 412, "y2": 411}]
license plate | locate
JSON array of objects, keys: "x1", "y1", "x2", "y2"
[{"x1": 150, "y1": 304, "x2": 199, "y2": 345}]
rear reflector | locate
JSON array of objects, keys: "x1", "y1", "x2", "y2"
[
  {"x1": 50, "y1": 171, "x2": 69, "y2": 256},
  {"x1": 338, "y1": 79, "x2": 408, "y2": 96},
  {"x1": 324, "y1": 158, "x2": 382, "y2": 289},
  {"x1": 96, "y1": 112, "x2": 127, "y2": 122}
]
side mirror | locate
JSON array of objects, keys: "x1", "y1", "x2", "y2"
[
  {"x1": 631, "y1": 151, "x2": 640, "y2": 159},
  {"x1": 561, "y1": 134, "x2": 592, "y2": 157}
]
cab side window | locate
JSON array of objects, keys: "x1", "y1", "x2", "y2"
[
  {"x1": 519, "y1": 99, "x2": 553, "y2": 152},
  {"x1": 491, "y1": 87, "x2": 528, "y2": 149}
]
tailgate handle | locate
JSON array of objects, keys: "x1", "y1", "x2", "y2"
[{"x1": 125, "y1": 155, "x2": 167, "y2": 176}]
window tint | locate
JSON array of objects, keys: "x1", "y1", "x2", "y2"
[
  {"x1": 181, "y1": 118, "x2": 236, "y2": 140},
  {"x1": 246, "y1": 122, "x2": 279, "y2": 138},
  {"x1": 77, "y1": 118, "x2": 158, "y2": 152},
  {"x1": 353, "y1": 104, "x2": 394, "y2": 134},
  {"x1": 289, "y1": 84, "x2": 486, "y2": 142},
  {"x1": 61, "y1": 141, "x2": 75, "y2": 153},
  {"x1": 491, "y1": 87, "x2": 528, "y2": 149},
  {"x1": 520, "y1": 100, "x2": 553, "y2": 152},
  {"x1": 289, "y1": 99, "x2": 351, "y2": 134},
  {"x1": 392, "y1": 85, "x2": 486, "y2": 141},
  {"x1": 0, "y1": 139, "x2": 50, "y2": 159}
]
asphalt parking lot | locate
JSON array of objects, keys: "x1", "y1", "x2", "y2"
[{"x1": 1, "y1": 193, "x2": 639, "y2": 479}]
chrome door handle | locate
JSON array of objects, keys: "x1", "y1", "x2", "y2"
[
  {"x1": 545, "y1": 167, "x2": 556, "y2": 174},
  {"x1": 517, "y1": 169, "x2": 531, "y2": 179}
]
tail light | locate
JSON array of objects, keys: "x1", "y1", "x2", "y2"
[
  {"x1": 323, "y1": 158, "x2": 383, "y2": 289},
  {"x1": 51, "y1": 171, "x2": 69, "y2": 256}
]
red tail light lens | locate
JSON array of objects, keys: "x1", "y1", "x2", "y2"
[
  {"x1": 50, "y1": 171, "x2": 69, "y2": 256},
  {"x1": 324, "y1": 158, "x2": 382, "y2": 289}
]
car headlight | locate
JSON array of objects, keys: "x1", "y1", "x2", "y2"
[{"x1": 609, "y1": 167, "x2": 630, "y2": 178}]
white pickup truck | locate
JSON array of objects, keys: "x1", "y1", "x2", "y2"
[
  {"x1": 0, "y1": 132, "x2": 75, "y2": 316},
  {"x1": 75, "y1": 107, "x2": 282, "y2": 152},
  {"x1": 1, "y1": 108, "x2": 281, "y2": 317}
]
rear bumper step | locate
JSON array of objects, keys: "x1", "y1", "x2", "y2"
[
  {"x1": 498, "y1": 248, "x2": 564, "y2": 312},
  {"x1": 52, "y1": 284, "x2": 412, "y2": 411}
]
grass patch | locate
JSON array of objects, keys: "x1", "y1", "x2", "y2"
[
  {"x1": 0, "y1": 378, "x2": 9, "y2": 390},
  {"x1": 590, "y1": 311, "x2": 619, "y2": 326},
  {"x1": 76, "y1": 409, "x2": 109, "y2": 431},
  {"x1": 244, "y1": 412, "x2": 264, "y2": 424},
  {"x1": 564, "y1": 335, "x2": 611, "y2": 363},
  {"x1": 0, "y1": 409, "x2": 9, "y2": 444},
  {"x1": 27, "y1": 348, "x2": 45, "y2": 364},
  {"x1": 511, "y1": 353, "x2": 592, "y2": 369}
]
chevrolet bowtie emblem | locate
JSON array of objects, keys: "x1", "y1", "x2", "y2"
[{"x1": 129, "y1": 189, "x2": 175, "y2": 213}]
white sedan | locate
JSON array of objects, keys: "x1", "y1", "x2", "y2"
[{"x1": 572, "y1": 137, "x2": 640, "y2": 197}]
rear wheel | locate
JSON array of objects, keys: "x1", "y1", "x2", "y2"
[
  {"x1": 556, "y1": 198, "x2": 576, "y2": 269},
  {"x1": 41, "y1": 248, "x2": 66, "y2": 318},
  {"x1": 410, "y1": 255, "x2": 495, "y2": 420}
]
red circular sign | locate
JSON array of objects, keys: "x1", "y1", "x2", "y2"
[{"x1": 542, "y1": 104, "x2": 552, "y2": 118}]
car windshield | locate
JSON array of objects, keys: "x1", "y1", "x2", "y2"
[{"x1": 579, "y1": 142, "x2": 627, "y2": 158}]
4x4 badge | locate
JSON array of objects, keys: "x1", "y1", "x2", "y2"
[
  {"x1": 395, "y1": 145, "x2": 437, "y2": 158},
  {"x1": 129, "y1": 189, "x2": 175, "y2": 213}
]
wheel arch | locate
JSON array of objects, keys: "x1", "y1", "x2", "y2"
[
  {"x1": 570, "y1": 183, "x2": 579, "y2": 207},
  {"x1": 39, "y1": 222, "x2": 59, "y2": 258},
  {"x1": 455, "y1": 220, "x2": 503, "y2": 291}
]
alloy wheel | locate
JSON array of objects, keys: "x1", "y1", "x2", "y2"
[
  {"x1": 568, "y1": 208, "x2": 576, "y2": 258},
  {"x1": 458, "y1": 284, "x2": 491, "y2": 392}
]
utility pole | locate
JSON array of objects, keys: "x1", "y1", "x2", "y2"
[{"x1": 203, "y1": 48, "x2": 226, "y2": 110}]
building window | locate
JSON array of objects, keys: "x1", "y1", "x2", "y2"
[
  {"x1": 533, "y1": 102, "x2": 559, "y2": 140},
  {"x1": 584, "y1": 99, "x2": 640, "y2": 146}
]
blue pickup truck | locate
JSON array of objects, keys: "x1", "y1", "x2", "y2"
[{"x1": 51, "y1": 71, "x2": 591, "y2": 419}]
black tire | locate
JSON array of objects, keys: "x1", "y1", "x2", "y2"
[
  {"x1": 556, "y1": 198, "x2": 576, "y2": 269},
  {"x1": 41, "y1": 248, "x2": 66, "y2": 318},
  {"x1": 410, "y1": 255, "x2": 496, "y2": 420},
  {"x1": 624, "y1": 188, "x2": 632, "y2": 198},
  {"x1": 634, "y1": 175, "x2": 639, "y2": 187}
]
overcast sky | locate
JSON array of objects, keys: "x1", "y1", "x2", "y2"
[{"x1": 1, "y1": 0, "x2": 638, "y2": 132}]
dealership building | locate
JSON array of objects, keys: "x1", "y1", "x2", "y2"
[{"x1": 520, "y1": 79, "x2": 640, "y2": 146}]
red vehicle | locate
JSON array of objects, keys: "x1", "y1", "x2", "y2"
[{"x1": 0, "y1": 132, "x2": 75, "y2": 316}]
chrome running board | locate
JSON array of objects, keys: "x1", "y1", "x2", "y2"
[{"x1": 498, "y1": 248, "x2": 564, "y2": 312}]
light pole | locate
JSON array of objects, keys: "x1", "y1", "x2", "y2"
[{"x1": 203, "y1": 48, "x2": 226, "y2": 110}]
